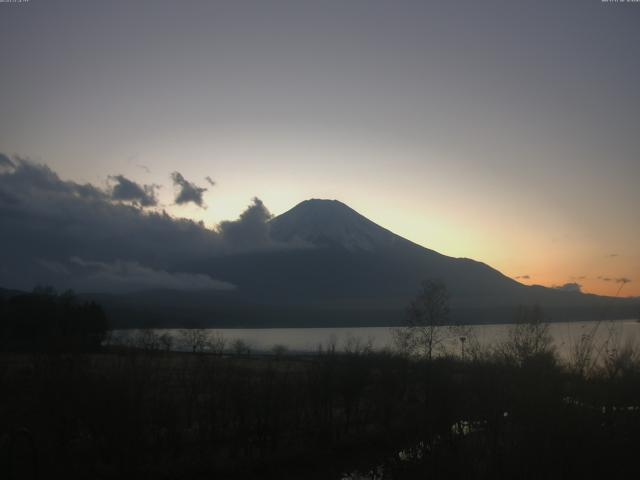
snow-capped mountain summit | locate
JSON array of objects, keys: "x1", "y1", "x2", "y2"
[{"x1": 269, "y1": 199, "x2": 406, "y2": 251}]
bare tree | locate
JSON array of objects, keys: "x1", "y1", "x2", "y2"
[
  {"x1": 498, "y1": 305, "x2": 554, "y2": 365},
  {"x1": 343, "y1": 334, "x2": 374, "y2": 356},
  {"x1": 231, "y1": 338, "x2": 251, "y2": 357},
  {"x1": 570, "y1": 325, "x2": 602, "y2": 377},
  {"x1": 180, "y1": 328, "x2": 209, "y2": 353},
  {"x1": 135, "y1": 329, "x2": 160, "y2": 352},
  {"x1": 159, "y1": 332, "x2": 173, "y2": 352},
  {"x1": 602, "y1": 337, "x2": 639, "y2": 380},
  {"x1": 271, "y1": 344, "x2": 288, "y2": 358},
  {"x1": 206, "y1": 331, "x2": 226, "y2": 356},
  {"x1": 393, "y1": 280, "x2": 451, "y2": 359}
]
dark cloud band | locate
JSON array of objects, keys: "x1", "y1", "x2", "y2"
[{"x1": 0, "y1": 155, "x2": 291, "y2": 293}]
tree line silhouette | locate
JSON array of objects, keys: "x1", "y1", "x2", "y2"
[{"x1": 0, "y1": 286, "x2": 108, "y2": 352}]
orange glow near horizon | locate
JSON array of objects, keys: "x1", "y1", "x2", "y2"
[
  {"x1": 176, "y1": 188, "x2": 639, "y2": 299},
  {"x1": 373, "y1": 210, "x2": 640, "y2": 299}
]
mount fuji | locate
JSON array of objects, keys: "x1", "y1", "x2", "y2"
[{"x1": 88, "y1": 199, "x2": 637, "y2": 327}]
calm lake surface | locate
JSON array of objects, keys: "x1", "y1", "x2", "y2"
[{"x1": 110, "y1": 319, "x2": 640, "y2": 359}]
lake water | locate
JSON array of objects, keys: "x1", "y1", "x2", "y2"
[{"x1": 110, "y1": 319, "x2": 640, "y2": 360}]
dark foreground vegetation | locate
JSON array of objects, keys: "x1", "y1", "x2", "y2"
[
  {"x1": 1, "y1": 287, "x2": 640, "y2": 479},
  {"x1": 1, "y1": 341, "x2": 640, "y2": 479},
  {"x1": 0, "y1": 287, "x2": 107, "y2": 353}
]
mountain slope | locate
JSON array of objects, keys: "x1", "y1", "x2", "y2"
[
  {"x1": 183, "y1": 199, "x2": 522, "y2": 305},
  {"x1": 96, "y1": 199, "x2": 638, "y2": 327},
  {"x1": 181, "y1": 200, "x2": 633, "y2": 314}
]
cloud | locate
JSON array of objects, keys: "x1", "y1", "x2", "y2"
[
  {"x1": 171, "y1": 171, "x2": 207, "y2": 207},
  {"x1": 607, "y1": 253, "x2": 619, "y2": 258},
  {"x1": 596, "y1": 276, "x2": 630, "y2": 284},
  {"x1": 38, "y1": 259, "x2": 71, "y2": 276},
  {"x1": 205, "y1": 176, "x2": 215, "y2": 186},
  {"x1": 0, "y1": 153, "x2": 15, "y2": 172},
  {"x1": 0, "y1": 156, "x2": 107, "y2": 201},
  {"x1": 515, "y1": 275, "x2": 531, "y2": 280},
  {"x1": 109, "y1": 174, "x2": 158, "y2": 207},
  {"x1": 554, "y1": 282, "x2": 582, "y2": 293},
  {"x1": 69, "y1": 257, "x2": 235, "y2": 292},
  {"x1": 217, "y1": 197, "x2": 273, "y2": 251},
  {"x1": 0, "y1": 155, "x2": 295, "y2": 292},
  {"x1": 0, "y1": 159, "x2": 221, "y2": 288}
]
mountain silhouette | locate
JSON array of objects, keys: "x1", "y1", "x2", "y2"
[
  {"x1": 70, "y1": 199, "x2": 637, "y2": 327},
  {"x1": 132, "y1": 199, "x2": 629, "y2": 326},
  {"x1": 206, "y1": 198, "x2": 522, "y2": 303}
]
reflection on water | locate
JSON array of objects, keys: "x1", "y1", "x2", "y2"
[
  {"x1": 342, "y1": 417, "x2": 508, "y2": 480},
  {"x1": 342, "y1": 466, "x2": 384, "y2": 480},
  {"x1": 109, "y1": 320, "x2": 640, "y2": 360}
]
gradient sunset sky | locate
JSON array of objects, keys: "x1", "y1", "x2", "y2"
[{"x1": 1, "y1": 0, "x2": 639, "y2": 296}]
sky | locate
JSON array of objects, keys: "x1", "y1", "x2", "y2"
[{"x1": 1, "y1": 0, "x2": 639, "y2": 296}]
